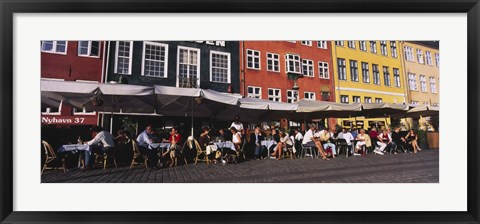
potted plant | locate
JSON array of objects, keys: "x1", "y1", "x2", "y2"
[{"x1": 417, "y1": 129, "x2": 429, "y2": 150}]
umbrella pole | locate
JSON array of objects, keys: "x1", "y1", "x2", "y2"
[{"x1": 191, "y1": 97, "x2": 194, "y2": 137}]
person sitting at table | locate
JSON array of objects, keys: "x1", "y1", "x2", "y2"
[
  {"x1": 377, "y1": 129, "x2": 392, "y2": 154},
  {"x1": 267, "y1": 129, "x2": 280, "y2": 154},
  {"x1": 249, "y1": 126, "x2": 265, "y2": 160},
  {"x1": 271, "y1": 129, "x2": 293, "y2": 160},
  {"x1": 230, "y1": 115, "x2": 244, "y2": 137},
  {"x1": 115, "y1": 129, "x2": 129, "y2": 144},
  {"x1": 302, "y1": 124, "x2": 329, "y2": 160},
  {"x1": 136, "y1": 125, "x2": 157, "y2": 167},
  {"x1": 293, "y1": 128, "x2": 303, "y2": 157},
  {"x1": 319, "y1": 127, "x2": 336, "y2": 158},
  {"x1": 338, "y1": 128, "x2": 354, "y2": 154},
  {"x1": 354, "y1": 129, "x2": 368, "y2": 156},
  {"x1": 162, "y1": 127, "x2": 182, "y2": 165},
  {"x1": 230, "y1": 127, "x2": 242, "y2": 152},
  {"x1": 392, "y1": 126, "x2": 407, "y2": 153},
  {"x1": 405, "y1": 129, "x2": 421, "y2": 153},
  {"x1": 84, "y1": 126, "x2": 115, "y2": 170},
  {"x1": 351, "y1": 127, "x2": 358, "y2": 139},
  {"x1": 199, "y1": 127, "x2": 216, "y2": 161}
]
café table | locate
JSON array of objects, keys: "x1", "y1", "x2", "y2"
[
  {"x1": 58, "y1": 144, "x2": 91, "y2": 168},
  {"x1": 261, "y1": 140, "x2": 277, "y2": 159}
]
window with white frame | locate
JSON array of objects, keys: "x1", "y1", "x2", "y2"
[
  {"x1": 390, "y1": 41, "x2": 398, "y2": 58},
  {"x1": 73, "y1": 107, "x2": 96, "y2": 115},
  {"x1": 41, "y1": 41, "x2": 67, "y2": 54},
  {"x1": 352, "y1": 96, "x2": 361, "y2": 103},
  {"x1": 285, "y1": 54, "x2": 301, "y2": 74},
  {"x1": 375, "y1": 98, "x2": 383, "y2": 103},
  {"x1": 302, "y1": 59, "x2": 314, "y2": 77},
  {"x1": 78, "y1": 41, "x2": 100, "y2": 57},
  {"x1": 432, "y1": 103, "x2": 439, "y2": 107},
  {"x1": 359, "y1": 41, "x2": 367, "y2": 51},
  {"x1": 115, "y1": 41, "x2": 132, "y2": 74},
  {"x1": 268, "y1": 88, "x2": 281, "y2": 102},
  {"x1": 383, "y1": 66, "x2": 391, "y2": 86},
  {"x1": 372, "y1": 64, "x2": 380, "y2": 84},
  {"x1": 340, "y1": 95, "x2": 349, "y2": 104},
  {"x1": 317, "y1": 41, "x2": 327, "y2": 49},
  {"x1": 178, "y1": 47, "x2": 200, "y2": 88},
  {"x1": 266, "y1": 53, "x2": 280, "y2": 72},
  {"x1": 411, "y1": 101, "x2": 419, "y2": 105},
  {"x1": 370, "y1": 41, "x2": 377, "y2": 53},
  {"x1": 350, "y1": 60, "x2": 359, "y2": 82},
  {"x1": 318, "y1": 62, "x2": 329, "y2": 79},
  {"x1": 41, "y1": 100, "x2": 62, "y2": 115},
  {"x1": 420, "y1": 75, "x2": 427, "y2": 92},
  {"x1": 247, "y1": 86, "x2": 261, "y2": 99},
  {"x1": 338, "y1": 58, "x2": 347, "y2": 80},
  {"x1": 361, "y1": 62, "x2": 370, "y2": 83},
  {"x1": 246, "y1": 49, "x2": 260, "y2": 70},
  {"x1": 380, "y1": 41, "x2": 388, "y2": 56},
  {"x1": 416, "y1": 49, "x2": 424, "y2": 64},
  {"x1": 301, "y1": 41, "x2": 312, "y2": 46},
  {"x1": 430, "y1": 77, "x2": 437, "y2": 93},
  {"x1": 435, "y1": 53, "x2": 440, "y2": 67},
  {"x1": 304, "y1": 92, "x2": 316, "y2": 101},
  {"x1": 347, "y1": 41, "x2": 356, "y2": 49},
  {"x1": 287, "y1": 90, "x2": 299, "y2": 103},
  {"x1": 211, "y1": 51, "x2": 230, "y2": 83},
  {"x1": 364, "y1": 97, "x2": 372, "y2": 103},
  {"x1": 142, "y1": 42, "x2": 168, "y2": 78},
  {"x1": 408, "y1": 73, "x2": 417, "y2": 91},
  {"x1": 393, "y1": 68, "x2": 401, "y2": 87},
  {"x1": 404, "y1": 46, "x2": 414, "y2": 62},
  {"x1": 335, "y1": 41, "x2": 344, "y2": 46},
  {"x1": 425, "y1": 51, "x2": 433, "y2": 65}
]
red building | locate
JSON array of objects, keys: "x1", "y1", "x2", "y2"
[
  {"x1": 41, "y1": 41, "x2": 105, "y2": 127},
  {"x1": 240, "y1": 41, "x2": 336, "y2": 128}
]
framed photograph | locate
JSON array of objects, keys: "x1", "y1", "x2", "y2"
[{"x1": 1, "y1": 0, "x2": 479, "y2": 223}]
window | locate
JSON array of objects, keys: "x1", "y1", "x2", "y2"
[
  {"x1": 301, "y1": 41, "x2": 312, "y2": 46},
  {"x1": 411, "y1": 101, "x2": 419, "y2": 105},
  {"x1": 41, "y1": 41, "x2": 67, "y2": 54},
  {"x1": 335, "y1": 41, "x2": 344, "y2": 46},
  {"x1": 416, "y1": 49, "x2": 424, "y2": 64},
  {"x1": 435, "y1": 53, "x2": 440, "y2": 67},
  {"x1": 41, "y1": 100, "x2": 62, "y2": 115},
  {"x1": 318, "y1": 62, "x2": 329, "y2": 79},
  {"x1": 350, "y1": 60, "x2": 359, "y2": 82},
  {"x1": 361, "y1": 62, "x2": 370, "y2": 83},
  {"x1": 285, "y1": 54, "x2": 301, "y2": 74},
  {"x1": 246, "y1": 49, "x2": 260, "y2": 69},
  {"x1": 370, "y1": 41, "x2": 377, "y2": 53},
  {"x1": 268, "y1": 88, "x2": 281, "y2": 102},
  {"x1": 340, "y1": 95, "x2": 349, "y2": 104},
  {"x1": 364, "y1": 97, "x2": 372, "y2": 103},
  {"x1": 408, "y1": 73, "x2": 417, "y2": 91},
  {"x1": 404, "y1": 46, "x2": 414, "y2": 62},
  {"x1": 304, "y1": 92, "x2": 316, "y2": 101},
  {"x1": 425, "y1": 51, "x2": 433, "y2": 65},
  {"x1": 210, "y1": 51, "x2": 230, "y2": 83},
  {"x1": 302, "y1": 59, "x2": 314, "y2": 77},
  {"x1": 287, "y1": 90, "x2": 299, "y2": 103},
  {"x1": 338, "y1": 58, "x2": 347, "y2": 80},
  {"x1": 430, "y1": 77, "x2": 437, "y2": 93},
  {"x1": 393, "y1": 68, "x2": 401, "y2": 87},
  {"x1": 142, "y1": 42, "x2": 168, "y2": 78},
  {"x1": 390, "y1": 41, "x2": 398, "y2": 58},
  {"x1": 78, "y1": 41, "x2": 100, "y2": 57},
  {"x1": 178, "y1": 47, "x2": 200, "y2": 88},
  {"x1": 317, "y1": 41, "x2": 327, "y2": 49},
  {"x1": 286, "y1": 41, "x2": 296, "y2": 43},
  {"x1": 267, "y1": 53, "x2": 280, "y2": 72},
  {"x1": 247, "y1": 86, "x2": 261, "y2": 99},
  {"x1": 372, "y1": 64, "x2": 380, "y2": 84},
  {"x1": 432, "y1": 103, "x2": 439, "y2": 107},
  {"x1": 115, "y1": 41, "x2": 132, "y2": 75},
  {"x1": 359, "y1": 41, "x2": 367, "y2": 51},
  {"x1": 352, "y1": 96, "x2": 361, "y2": 103},
  {"x1": 348, "y1": 41, "x2": 356, "y2": 49},
  {"x1": 375, "y1": 98, "x2": 383, "y2": 103},
  {"x1": 420, "y1": 75, "x2": 427, "y2": 92},
  {"x1": 383, "y1": 66, "x2": 391, "y2": 86},
  {"x1": 73, "y1": 107, "x2": 95, "y2": 115},
  {"x1": 380, "y1": 41, "x2": 388, "y2": 56}
]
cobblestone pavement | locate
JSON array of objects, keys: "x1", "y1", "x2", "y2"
[{"x1": 41, "y1": 150, "x2": 439, "y2": 183}]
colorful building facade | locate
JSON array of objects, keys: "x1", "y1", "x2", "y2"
[{"x1": 331, "y1": 41, "x2": 407, "y2": 129}]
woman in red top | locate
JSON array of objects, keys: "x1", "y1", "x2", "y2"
[{"x1": 162, "y1": 127, "x2": 182, "y2": 161}]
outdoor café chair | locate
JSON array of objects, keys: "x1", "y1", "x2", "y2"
[
  {"x1": 336, "y1": 138, "x2": 350, "y2": 158},
  {"x1": 282, "y1": 144, "x2": 295, "y2": 160},
  {"x1": 41, "y1": 140, "x2": 66, "y2": 175},
  {"x1": 300, "y1": 144, "x2": 316, "y2": 159},
  {"x1": 130, "y1": 140, "x2": 148, "y2": 170},
  {"x1": 194, "y1": 139, "x2": 209, "y2": 165},
  {"x1": 238, "y1": 141, "x2": 247, "y2": 160},
  {"x1": 94, "y1": 147, "x2": 117, "y2": 171}
]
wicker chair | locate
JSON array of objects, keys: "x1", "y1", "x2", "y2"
[
  {"x1": 41, "y1": 140, "x2": 66, "y2": 175},
  {"x1": 194, "y1": 139, "x2": 209, "y2": 165},
  {"x1": 130, "y1": 140, "x2": 148, "y2": 169}
]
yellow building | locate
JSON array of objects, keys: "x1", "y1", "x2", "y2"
[
  {"x1": 331, "y1": 41, "x2": 407, "y2": 130},
  {"x1": 401, "y1": 41, "x2": 440, "y2": 130}
]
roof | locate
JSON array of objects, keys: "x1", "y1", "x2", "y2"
[{"x1": 407, "y1": 41, "x2": 439, "y2": 49}]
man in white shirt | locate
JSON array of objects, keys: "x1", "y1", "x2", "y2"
[
  {"x1": 136, "y1": 125, "x2": 155, "y2": 167},
  {"x1": 230, "y1": 115, "x2": 244, "y2": 136},
  {"x1": 302, "y1": 124, "x2": 329, "y2": 160},
  {"x1": 84, "y1": 126, "x2": 115, "y2": 170},
  {"x1": 338, "y1": 128, "x2": 354, "y2": 154}
]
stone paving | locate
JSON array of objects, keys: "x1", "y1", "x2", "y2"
[{"x1": 41, "y1": 149, "x2": 439, "y2": 183}]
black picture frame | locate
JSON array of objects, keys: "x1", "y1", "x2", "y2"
[{"x1": 1, "y1": 0, "x2": 479, "y2": 223}]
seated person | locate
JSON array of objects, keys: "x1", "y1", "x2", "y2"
[
  {"x1": 369, "y1": 127, "x2": 379, "y2": 147},
  {"x1": 302, "y1": 124, "x2": 329, "y2": 160},
  {"x1": 271, "y1": 129, "x2": 293, "y2": 160},
  {"x1": 268, "y1": 129, "x2": 281, "y2": 155},
  {"x1": 136, "y1": 125, "x2": 156, "y2": 167},
  {"x1": 199, "y1": 127, "x2": 217, "y2": 160},
  {"x1": 392, "y1": 127, "x2": 408, "y2": 152},
  {"x1": 319, "y1": 127, "x2": 336, "y2": 158},
  {"x1": 249, "y1": 127, "x2": 265, "y2": 159},
  {"x1": 354, "y1": 129, "x2": 368, "y2": 156},
  {"x1": 162, "y1": 127, "x2": 182, "y2": 166},
  {"x1": 230, "y1": 127, "x2": 242, "y2": 153},
  {"x1": 293, "y1": 128, "x2": 303, "y2": 157},
  {"x1": 84, "y1": 126, "x2": 115, "y2": 170},
  {"x1": 377, "y1": 129, "x2": 393, "y2": 154},
  {"x1": 405, "y1": 129, "x2": 421, "y2": 153},
  {"x1": 337, "y1": 128, "x2": 354, "y2": 154}
]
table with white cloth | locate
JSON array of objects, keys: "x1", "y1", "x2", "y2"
[
  {"x1": 261, "y1": 140, "x2": 277, "y2": 159},
  {"x1": 149, "y1": 143, "x2": 171, "y2": 159},
  {"x1": 213, "y1": 141, "x2": 237, "y2": 158},
  {"x1": 58, "y1": 144, "x2": 91, "y2": 168}
]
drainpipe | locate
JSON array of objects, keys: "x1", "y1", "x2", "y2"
[
  {"x1": 399, "y1": 41, "x2": 409, "y2": 104},
  {"x1": 104, "y1": 41, "x2": 110, "y2": 84},
  {"x1": 241, "y1": 41, "x2": 246, "y2": 97}
]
